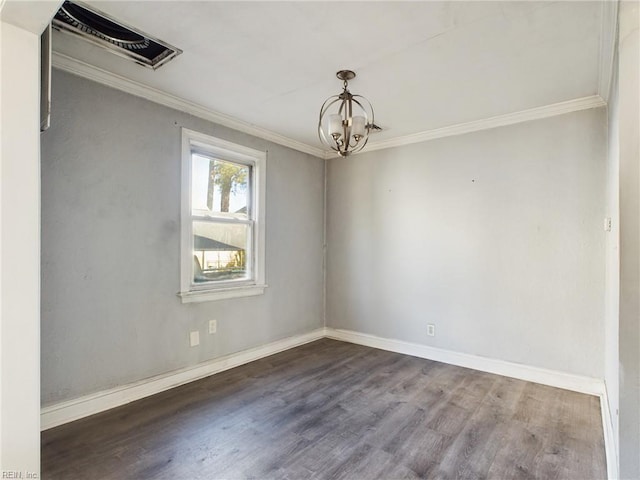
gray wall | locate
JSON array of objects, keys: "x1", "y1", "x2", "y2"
[
  {"x1": 326, "y1": 108, "x2": 606, "y2": 378},
  {"x1": 41, "y1": 70, "x2": 325, "y2": 406},
  {"x1": 41, "y1": 69, "x2": 612, "y2": 411}
]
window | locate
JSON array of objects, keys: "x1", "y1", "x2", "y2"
[{"x1": 179, "y1": 129, "x2": 266, "y2": 303}]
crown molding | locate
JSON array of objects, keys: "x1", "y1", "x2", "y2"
[
  {"x1": 52, "y1": 52, "x2": 327, "y2": 159},
  {"x1": 53, "y1": 52, "x2": 606, "y2": 161},
  {"x1": 362, "y1": 95, "x2": 606, "y2": 155},
  {"x1": 597, "y1": 0, "x2": 619, "y2": 102}
]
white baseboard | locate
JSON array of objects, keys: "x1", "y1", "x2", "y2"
[
  {"x1": 327, "y1": 328, "x2": 617, "y2": 479},
  {"x1": 601, "y1": 384, "x2": 619, "y2": 480},
  {"x1": 43, "y1": 324, "x2": 613, "y2": 479},
  {"x1": 40, "y1": 328, "x2": 326, "y2": 430},
  {"x1": 325, "y1": 328, "x2": 605, "y2": 396},
  {"x1": 341, "y1": 328, "x2": 616, "y2": 480}
]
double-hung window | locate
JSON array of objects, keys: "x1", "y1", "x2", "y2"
[{"x1": 179, "y1": 129, "x2": 266, "y2": 302}]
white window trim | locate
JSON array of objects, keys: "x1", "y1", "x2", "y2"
[{"x1": 178, "y1": 128, "x2": 267, "y2": 303}]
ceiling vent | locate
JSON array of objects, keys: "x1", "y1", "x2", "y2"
[{"x1": 53, "y1": 1, "x2": 182, "y2": 70}]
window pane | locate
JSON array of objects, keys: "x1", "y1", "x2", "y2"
[
  {"x1": 191, "y1": 154, "x2": 249, "y2": 219},
  {"x1": 193, "y1": 221, "x2": 250, "y2": 283}
]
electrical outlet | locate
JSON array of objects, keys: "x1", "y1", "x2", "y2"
[
  {"x1": 190, "y1": 331, "x2": 200, "y2": 347},
  {"x1": 209, "y1": 320, "x2": 217, "y2": 334},
  {"x1": 427, "y1": 324, "x2": 436, "y2": 337}
]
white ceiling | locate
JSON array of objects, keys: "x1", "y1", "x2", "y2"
[{"x1": 52, "y1": 1, "x2": 606, "y2": 155}]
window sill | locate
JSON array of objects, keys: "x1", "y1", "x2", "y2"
[{"x1": 178, "y1": 284, "x2": 267, "y2": 303}]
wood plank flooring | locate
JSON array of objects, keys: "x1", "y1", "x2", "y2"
[{"x1": 41, "y1": 339, "x2": 607, "y2": 479}]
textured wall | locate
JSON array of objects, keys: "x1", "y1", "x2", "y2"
[
  {"x1": 40, "y1": 70, "x2": 325, "y2": 405},
  {"x1": 326, "y1": 108, "x2": 606, "y2": 378}
]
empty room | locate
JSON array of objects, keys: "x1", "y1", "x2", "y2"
[{"x1": 1, "y1": 1, "x2": 638, "y2": 479}]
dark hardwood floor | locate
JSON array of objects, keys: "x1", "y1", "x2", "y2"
[{"x1": 41, "y1": 339, "x2": 607, "y2": 479}]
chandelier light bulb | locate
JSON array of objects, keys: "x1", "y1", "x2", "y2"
[
  {"x1": 328, "y1": 114, "x2": 343, "y2": 138},
  {"x1": 352, "y1": 116, "x2": 366, "y2": 138}
]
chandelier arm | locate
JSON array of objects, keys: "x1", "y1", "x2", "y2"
[{"x1": 355, "y1": 135, "x2": 370, "y2": 152}]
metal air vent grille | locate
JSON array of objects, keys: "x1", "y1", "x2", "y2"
[{"x1": 53, "y1": 1, "x2": 182, "y2": 70}]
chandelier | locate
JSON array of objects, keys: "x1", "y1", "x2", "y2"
[{"x1": 318, "y1": 70, "x2": 375, "y2": 157}]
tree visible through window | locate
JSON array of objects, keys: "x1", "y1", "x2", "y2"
[{"x1": 207, "y1": 160, "x2": 248, "y2": 213}]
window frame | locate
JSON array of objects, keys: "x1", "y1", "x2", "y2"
[{"x1": 178, "y1": 128, "x2": 266, "y2": 303}]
